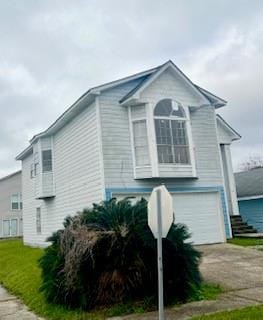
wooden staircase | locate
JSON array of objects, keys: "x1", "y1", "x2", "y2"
[{"x1": 230, "y1": 215, "x2": 258, "y2": 236}]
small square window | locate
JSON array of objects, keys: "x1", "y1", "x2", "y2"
[{"x1": 11, "y1": 194, "x2": 22, "y2": 210}]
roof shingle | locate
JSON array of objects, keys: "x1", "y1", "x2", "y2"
[{"x1": 235, "y1": 168, "x2": 263, "y2": 197}]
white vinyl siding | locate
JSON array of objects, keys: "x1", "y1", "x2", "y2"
[
  {"x1": 20, "y1": 66, "x2": 230, "y2": 246},
  {"x1": 130, "y1": 105, "x2": 146, "y2": 119},
  {"x1": 0, "y1": 171, "x2": 23, "y2": 238},
  {"x1": 22, "y1": 101, "x2": 103, "y2": 247},
  {"x1": 100, "y1": 69, "x2": 224, "y2": 187},
  {"x1": 133, "y1": 120, "x2": 150, "y2": 166}
]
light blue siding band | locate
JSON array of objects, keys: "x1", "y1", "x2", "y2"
[
  {"x1": 238, "y1": 199, "x2": 263, "y2": 232},
  {"x1": 104, "y1": 186, "x2": 231, "y2": 239}
]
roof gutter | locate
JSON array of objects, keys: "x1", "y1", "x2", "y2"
[{"x1": 16, "y1": 91, "x2": 98, "y2": 160}]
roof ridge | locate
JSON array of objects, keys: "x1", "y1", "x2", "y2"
[{"x1": 0, "y1": 170, "x2": 21, "y2": 182}]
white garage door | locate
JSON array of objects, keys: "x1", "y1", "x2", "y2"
[
  {"x1": 113, "y1": 191, "x2": 225, "y2": 245},
  {"x1": 172, "y1": 192, "x2": 225, "y2": 244}
]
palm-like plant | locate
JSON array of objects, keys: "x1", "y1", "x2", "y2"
[{"x1": 39, "y1": 198, "x2": 202, "y2": 310}]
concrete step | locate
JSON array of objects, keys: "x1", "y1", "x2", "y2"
[
  {"x1": 232, "y1": 228, "x2": 256, "y2": 233},
  {"x1": 230, "y1": 216, "x2": 243, "y2": 222},
  {"x1": 230, "y1": 215, "x2": 258, "y2": 236},
  {"x1": 232, "y1": 222, "x2": 249, "y2": 228},
  {"x1": 232, "y1": 225, "x2": 255, "y2": 231},
  {"x1": 234, "y1": 229, "x2": 258, "y2": 234},
  {"x1": 237, "y1": 233, "x2": 263, "y2": 238}
]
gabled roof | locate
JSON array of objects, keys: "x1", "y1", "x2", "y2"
[
  {"x1": 120, "y1": 60, "x2": 227, "y2": 108},
  {"x1": 216, "y1": 114, "x2": 241, "y2": 141},
  {"x1": 16, "y1": 60, "x2": 228, "y2": 161},
  {"x1": 16, "y1": 65, "x2": 158, "y2": 160},
  {"x1": 195, "y1": 86, "x2": 227, "y2": 108},
  {"x1": 0, "y1": 170, "x2": 21, "y2": 183},
  {"x1": 235, "y1": 168, "x2": 263, "y2": 198}
]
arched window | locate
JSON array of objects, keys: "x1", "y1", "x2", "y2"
[{"x1": 154, "y1": 99, "x2": 190, "y2": 164}]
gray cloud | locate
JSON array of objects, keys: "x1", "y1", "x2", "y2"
[{"x1": 0, "y1": 0, "x2": 263, "y2": 176}]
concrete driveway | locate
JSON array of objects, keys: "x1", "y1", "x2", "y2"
[
  {"x1": 200, "y1": 243, "x2": 263, "y2": 299},
  {"x1": 111, "y1": 243, "x2": 263, "y2": 320}
]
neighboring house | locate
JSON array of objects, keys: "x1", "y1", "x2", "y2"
[
  {"x1": 0, "y1": 170, "x2": 23, "y2": 238},
  {"x1": 16, "y1": 60, "x2": 241, "y2": 247},
  {"x1": 235, "y1": 167, "x2": 263, "y2": 232}
]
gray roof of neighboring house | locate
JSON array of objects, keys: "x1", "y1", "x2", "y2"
[
  {"x1": 0, "y1": 170, "x2": 21, "y2": 183},
  {"x1": 235, "y1": 167, "x2": 263, "y2": 198}
]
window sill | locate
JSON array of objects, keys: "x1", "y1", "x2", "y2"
[{"x1": 134, "y1": 164, "x2": 197, "y2": 179}]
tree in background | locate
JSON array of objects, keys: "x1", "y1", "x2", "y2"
[
  {"x1": 39, "y1": 198, "x2": 202, "y2": 310},
  {"x1": 239, "y1": 154, "x2": 263, "y2": 171}
]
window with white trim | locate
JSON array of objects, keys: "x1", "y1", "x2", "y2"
[
  {"x1": 30, "y1": 163, "x2": 34, "y2": 179},
  {"x1": 11, "y1": 193, "x2": 22, "y2": 210},
  {"x1": 36, "y1": 207, "x2": 41, "y2": 234},
  {"x1": 154, "y1": 99, "x2": 190, "y2": 164},
  {"x1": 42, "y1": 150, "x2": 52, "y2": 172},
  {"x1": 132, "y1": 120, "x2": 150, "y2": 166},
  {"x1": 34, "y1": 152, "x2": 39, "y2": 176}
]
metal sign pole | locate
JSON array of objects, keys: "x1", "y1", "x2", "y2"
[{"x1": 156, "y1": 188, "x2": 164, "y2": 320}]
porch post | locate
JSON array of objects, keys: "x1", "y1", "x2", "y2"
[{"x1": 223, "y1": 144, "x2": 239, "y2": 215}]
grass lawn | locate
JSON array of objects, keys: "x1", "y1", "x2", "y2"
[
  {"x1": 191, "y1": 305, "x2": 263, "y2": 319},
  {"x1": 0, "y1": 239, "x2": 222, "y2": 320},
  {"x1": 227, "y1": 237, "x2": 263, "y2": 247}
]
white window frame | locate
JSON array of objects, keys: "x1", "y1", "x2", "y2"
[
  {"x1": 154, "y1": 113, "x2": 190, "y2": 165},
  {"x1": 10, "y1": 218, "x2": 18, "y2": 236},
  {"x1": 42, "y1": 149, "x2": 53, "y2": 173},
  {"x1": 30, "y1": 163, "x2": 34, "y2": 179},
  {"x1": 132, "y1": 119, "x2": 151, "y2": 167},
  {"x1": 153, "y1": 99, "x2": 191, "y2": 165},
  {"x1": 128, "y1": 106, "x2": 152, "y2": 177},
  {"x1": 34, "y1": 152, "x2": 39, "y2": 176},
  {"x1": 36, "y1": 207, "x2": 41, "y2": 235},
  {"x1": 128, "y1": 102, "x2": 197, "y2": 178},
  {"x1": 3, "y1": 219, "x2": 10, "y2": 237},
  {"x1": 11, "y1": 193, "x2": 22, "y2": 211},
  {"x1": 2, "y1": 218, "x2": 19, "y2": 237}
]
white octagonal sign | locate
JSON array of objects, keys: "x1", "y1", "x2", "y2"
[{"x1": 148, "y1": 185, "x2": 174, "y2": 238}]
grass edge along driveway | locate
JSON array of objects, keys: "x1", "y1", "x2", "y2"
[
  {"x1": 227, "y1": 237, "x2": 263, "y2": 247},
  {"x1": 191, "y1": 305, "x2": 263, "y2": 320},
  {"x1": 0, "y1": 239, "x2": 222, "y2": 320}
]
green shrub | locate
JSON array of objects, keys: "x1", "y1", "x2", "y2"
[{"x1": 39, "y1": 198, "x2": 202, "y2": 310}]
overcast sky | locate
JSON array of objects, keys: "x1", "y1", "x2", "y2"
[{"x1": 0, "y1": 0, "x2": 262, "y2": 177}]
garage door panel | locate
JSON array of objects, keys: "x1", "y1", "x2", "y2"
[
  {"x1": 113, "y1": 191, "x2": 225, "y2": 245},
  {"x1": 173, "y1": 192, "x2": 224, "y2": 244}
]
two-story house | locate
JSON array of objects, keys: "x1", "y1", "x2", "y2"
[
  {"x1": 0, "y1": 170, "x2": 23, "y2": 238},
  {"x1": 16, "y1": 60, "x2": 241, "y2": 247}
]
